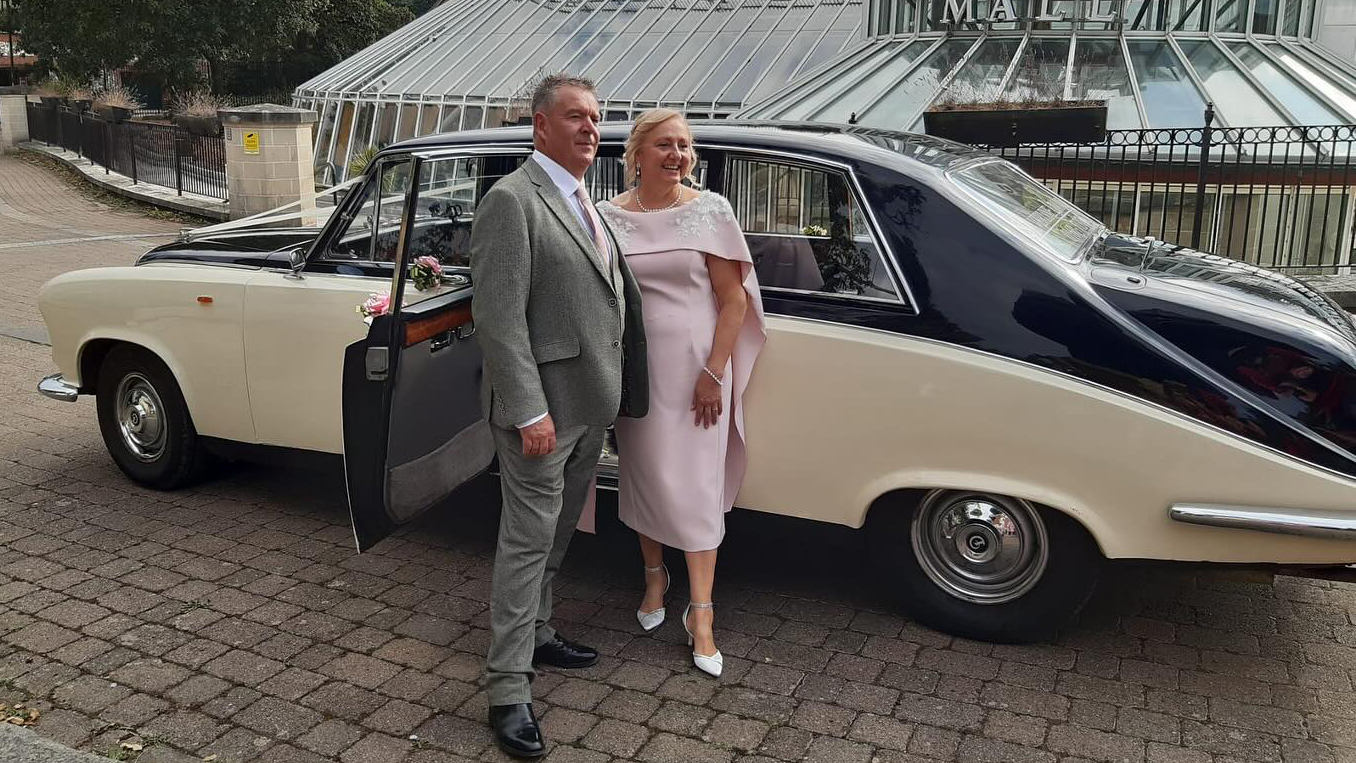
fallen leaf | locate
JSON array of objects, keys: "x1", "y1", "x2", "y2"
[
  {"x1": 120, "y1": 742, "x2": 144, "y2": 752},
  {"x1": 203, "y1": 755, "x2": 218, "y2": 761}
]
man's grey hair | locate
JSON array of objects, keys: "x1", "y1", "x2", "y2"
[{"x1": 530, "y1": 73, "x2": 598, "y2": 115}]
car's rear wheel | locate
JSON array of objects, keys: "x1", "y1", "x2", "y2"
[
  {"x1": 96, "y1": 346, "x2": 212, "y2": 489},
  {"x1": 868, "y1": 489, "x2": 1102, "y2": 643}
]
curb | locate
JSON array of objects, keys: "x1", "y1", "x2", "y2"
[
  {"x1": 0, "y1": 723, "x2": 110, "y2": 763},
  {"x1": 18, "y1": 141, "x2": 229, "y2": 221}
]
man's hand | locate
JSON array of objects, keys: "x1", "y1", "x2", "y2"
[{"x1": 519, "y1": 414, "x2": 557, "y2": 456}]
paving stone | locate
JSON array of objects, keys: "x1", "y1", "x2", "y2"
[
  {"x1": 340, "y1": 731, "x2": 412, "y2": 763},
  {"x1": 802, "y1": 735, "x2": 873, "y2": 763},
  {"x1": 297, "y1": 718, "x2": 366, "y2": 757},
  {"x1": 650, "y1": 699, "x2": 716, "y2": 736},
  {"x1": 1180, "y1": 719, "x2": 1281, "y2": 761},
  {"x1": 896, "y1": 691, "x2": 986, "y2": 731},
  {"x1": 983, "y1": 709, "x2": 1048, "y2": 747},
  {"x1": 1117, "y1": 707, "x2": 1180, "y2": 744},
  {"x1": 109, "y1": 657, "x2": 191, "y2": 693},
  {"x1": 582, "y1": 717, "x2": 651, "y2": 757},
  {"x1": 957, "y1": 734, "x2": 1058, "y2": 763},
  {"x1": 639, "y1": 731, "x2": 735, "y2": 763},
  {"x1": 140, "y1": 708, "x2": 226, "y2": 750},
  {"x1": 909, "y1": 723, "x2": 963, "y2": 759},
  {"x1": 981, "y1": 681, "x2": 1071, "y2": 721},
  {"x1": 758, "y1": 726, "x2": 813, "y2": 760},
  {"x1": 234, "y1": 695, "x2": 324, "y2": 741},
  {"x1": 363, "y1": 697, "x2": 434, "y2": 735},
  {"x1": 595, "y1": 687, "x2": 662, "y2": 723},
  {"x1": 412, "y1": 712, "x2": 492, "y2": 757},
  {"x1": 165, "y1": 674, "x2": 232, "y2": 706},
  {"x1": 1208, "y1": 698, "x2": 1306, "y2": 739},
  {"x1": 1046, "y1": 723, "x2": 1148, "y2": 763},
  {"x1": 51, "y1": 674, "x2": 131, "y2": 714},
  {"x1": 99, "y1": 692, "x2": 171, "y2": 727},
  {"x1": 258, "y1": 666, "x2": 328, "y2": 701}
]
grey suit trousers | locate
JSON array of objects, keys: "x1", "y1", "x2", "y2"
[{"x1": 486, "y1": 422, "x2": 606, "y2": 706}]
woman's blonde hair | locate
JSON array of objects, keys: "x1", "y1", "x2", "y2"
[{"x1": 623, "y1": 108, "x2": 698, "y2": 188}]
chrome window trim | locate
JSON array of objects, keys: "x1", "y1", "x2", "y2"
[
  {"x1": 706, "y1": 142, "x2": 918, "y2": 310},
  {"x1": 776, "y1": 313, "x2": 1356, "y2": 486},
  {"x1": 760, "y1": 285, "x2": 909, "y2": 306}
]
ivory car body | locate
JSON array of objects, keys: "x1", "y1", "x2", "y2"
[{"x1": 37, "y1": 123, "x2": 1356, "y2": 641}]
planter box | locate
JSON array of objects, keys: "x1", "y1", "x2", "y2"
[
  {"x1": 94, "y1": 104, "x2": 134, "y2": 123},
  {"x1": 924, "y1": 103, "x2": 1107, "y2": 147},
  {"x1": 175, "y1": 114, "x2": 221, "y2": 137}
]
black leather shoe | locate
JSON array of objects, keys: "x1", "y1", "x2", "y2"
[
  {"x1": 489, "y1": 703, "x2": 546, "y2": 758},
  {"x1": 532, "y1": 634, "x2": 599, "y2": 669}
]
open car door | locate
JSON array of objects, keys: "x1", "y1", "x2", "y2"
[{"x1": 342, "y1": 154, "x2": 494, "y2": 551}]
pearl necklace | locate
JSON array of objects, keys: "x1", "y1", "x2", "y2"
[{"x1": 634, "y1": 186, "x2": 683, "y2": 213}]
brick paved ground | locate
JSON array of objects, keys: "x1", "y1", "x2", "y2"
[{"x1": 3, "y1": 152, "x2": 1356, "y2": 763}]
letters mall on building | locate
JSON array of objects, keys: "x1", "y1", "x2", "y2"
[{"x1": 297, "y1": 0, "x2": 1356, "y2": 268}]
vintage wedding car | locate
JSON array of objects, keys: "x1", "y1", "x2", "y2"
[{"x1": 36, "y1": 123, "x2": 1356, "y2": 642}]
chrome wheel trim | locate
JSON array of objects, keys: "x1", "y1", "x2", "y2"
[
  {"x1": 115, "y1": 373, "x2": 167, "y2": 463},
  {"x1": 910, "y1": 490, "x2": 1050, "y2": 605}
]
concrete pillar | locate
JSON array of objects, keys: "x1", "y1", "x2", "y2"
[
  {"x1": 0, "y1": 87, "x2": 31, "y2": 149},
  {"x1": 218, "y1": 104, "x2": 318, "y2": 221}
]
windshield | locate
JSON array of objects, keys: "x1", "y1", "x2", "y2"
[{"x1": 950, "y1": 160, "x2": 1105, "y2": 263}]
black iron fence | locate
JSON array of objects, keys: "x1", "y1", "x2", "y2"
[
  {"x1": 987, "y1": 112, "x2": 1356, "y2": 275},
  {"x1": 25, "y1": 102, "x2": 227, "y2": 201}
]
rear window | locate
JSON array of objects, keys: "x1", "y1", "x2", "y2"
[{"x1": 951, "y1": 160, "x2": 1104, "y2": 263}]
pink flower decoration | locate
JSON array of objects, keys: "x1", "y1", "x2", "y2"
[
  {"x1": 415, "y1": 255, "x2": 443, "y2": 275},
  {"x1": 357, "y1": 292, "x2": 392, "y2": 324}
]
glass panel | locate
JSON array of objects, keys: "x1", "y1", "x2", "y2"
[
  {"x1": 1178, "y1": 40, "x2": 1286, "y2": 125},
  {"x1": 1172, "y1": 0, "x2": 1212, "y2": 31},
  {"x1": 485, "y1": 106, "x2": 508, "y2": 129},
  {"x1": 810, "y1": 40, "x2": 932, "y2": 122},
  {"x1": 1226, "y1": 41, "x2": 1343, "y2": 123},
  {"x1": 439, "y1": 105, "x2": 463, "y2": 132},
  {"x1": 1215, "y1": 0, "x2": 1246, "y2": 30},
  {"x1": 728, "y1": 157, "x2": 900, "y2": 301},
  {"x1": 376, "y1": 103, "x2": 399, "y2": 146},
  {"x1": 951, "y1": 160, "x2": 1105, "y2": 262},
  {"x1": 462, "y1": 105, "x2": 485, "y2": 130},
  {"x1": 432, "y1": 1, "x2": 551, "y2": 93},
  {"x1": 332, "y1": 101, "x2": 357, "y2": 176},
  {"x1": 1006, "y1": 38, "x2": 1071, "y2": 102},
  {"x1": 877, "y1": 0, "x2": 893, "y2": 33},
  {"x1": 1253, "y1": 0, "x2": 1278, "y2": 32},
  {"x1": 719, "y1": 31, "x2": 793, "y2": 104},
  {"x1": 859, "y1": 38, "x2": 976, "y2": 128},
  {"x1": 404, "y1": 155, "x2": 525, "y2": 280},
  {"x1": 1263, "y1": 44, "x2": 1356, "y2": 121},
  {"x1": 315, "y1": 101, "x2": 338, "y2": 160},
  {"x1": 322, "y1": 159, "x2": 413, "y2": 263},
  {"x1": 1126, "y1": 41, "x2": 1208, "y2": 127},
  {"x1": 634, "y1": 8, "x2": 735, "y2": 100},
  {"x1": 1070, "y1": 39, "x2": 1141, "y2": 129},
  {"x1": 798, "y1": 31, "x2": 855, "y2": 79},
  {"x1": 353, "y1": 102, "x2": 377, "y2": 154},
  {"x1": 782, "y1": 40, "x2": 905, "y2": 120},
  {"x1": 932, "y1": 37, "x2": 1023, "y2": 106},
  {"x1": 690, "y1": 32, "x2": 767, "y2": 102},
  {"x1": 397, "y1": 104, "x2": 418, "y2": 142},
  {"x1": 746, "y1": 31, "x2": 821, "y2": 104},
  {"x1": 418, "y1": 104, "x2": 441, "y2": 136},
  {"x1": 1283, "y1": 0, "x2": 1302, "y2": 34},
  {"x1": 895, "y1": 0, "x2": 918, "y2": 32}
]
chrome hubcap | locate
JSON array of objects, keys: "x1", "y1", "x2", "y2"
[
  {"x1": 115, "y1": 373, "x2": 166, "y2": 462},
  {"x1": 911, "y1": 490, "x2": 1049, "y2": 605}
]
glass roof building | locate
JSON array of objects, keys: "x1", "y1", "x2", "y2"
[
  {"x1": 295, "y1": 0, "x2": 866, "y2": 180},
  {"x1": 741, "y1": 0, "x2": 1356, "y2": 132}
]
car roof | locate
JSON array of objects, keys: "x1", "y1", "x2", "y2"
[{"x1": 389, "y1": 120, "x2": 993, "y2": 180}]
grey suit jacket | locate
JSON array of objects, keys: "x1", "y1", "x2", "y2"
[{"x1": 469, "y1": 158, "x2": 648, "y2": 430}]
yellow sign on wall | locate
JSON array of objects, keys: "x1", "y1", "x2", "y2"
[{"x1": 243, "y1": 132, "x2": 260, "y2": 155}]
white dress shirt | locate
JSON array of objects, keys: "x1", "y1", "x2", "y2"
[{"x1": 515, "y1": 151, "x2": 607, "y2": 429}]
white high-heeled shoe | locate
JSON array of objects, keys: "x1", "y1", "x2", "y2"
[
  {"x1": 683, "y1": 602, "x2": 723, "y2": 678},
  {"x1": 636, "y1": 564, "x2": 669, "y2": 632}
]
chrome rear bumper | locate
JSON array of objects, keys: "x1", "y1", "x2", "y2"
[
  {"x1": 1170, "y1": 504, "x2": 1356, "y2": 541},
  {"x1": 38, "y1": 374, "x2": 80, "y2": 402}
]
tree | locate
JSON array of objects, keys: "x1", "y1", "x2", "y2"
[{"x1": 14, "y1": 0, "x2": 144, "y2": 82}]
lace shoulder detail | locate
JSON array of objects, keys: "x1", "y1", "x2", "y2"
[
  {"x1": 596, "y1": 201, "x2": 637, "y2": 250},
  {"x1": 673, "y1": 190, "x2": 737, "y2": 241}
]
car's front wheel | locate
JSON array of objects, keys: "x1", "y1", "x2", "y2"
[
  {"x1": 868, "y1": 489, "x2": 1102, "y2": 643},
  {"x1": 96, "y1": 346, "x2": 211, "y2": 489}
]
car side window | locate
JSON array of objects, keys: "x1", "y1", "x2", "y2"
[
  {"x1": 403, "y1": 155, "x2": 525, "y2": 269},
  {"x1": 322, "y1": 159, "x2": 413, "y2": 263},
  {"x1": 726, "y1": 157, "x2": 900, "y2": 302}
]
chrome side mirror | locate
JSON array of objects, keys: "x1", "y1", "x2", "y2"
[{"x1": 284, "y1": 247, "x2": 307, "y2": 280}]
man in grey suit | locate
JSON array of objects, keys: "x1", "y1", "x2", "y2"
[{"x1": 469, "y1": 74, "x2": 647, "y2": 759}]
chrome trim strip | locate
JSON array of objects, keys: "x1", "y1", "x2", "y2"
[
  {"x1": 1169, "y1": 504, "x2": 1356, "y2": 540},
  {"x1": 38, "y1": 374, "x2": 80, "y2": 402}
]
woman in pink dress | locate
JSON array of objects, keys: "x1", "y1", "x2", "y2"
[{"x1": 598, "y1": 110, "x2": 765, "y2": 678}]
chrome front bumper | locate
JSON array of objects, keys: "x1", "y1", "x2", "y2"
[
  {"x1": 1170, "y1": 504, "x2": 1356, "y2": 541},
  {"x1": 38, "y1": 374, "x2": 80, "y2": 402}
]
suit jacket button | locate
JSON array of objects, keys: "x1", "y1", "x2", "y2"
[
  {"x1": 612, "y1": 340, "x2": 621, "y2": 348},
  {"x1": 609, "y1": 298, "x2": 617, "y2": 306}
]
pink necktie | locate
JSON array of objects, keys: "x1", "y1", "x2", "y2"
[{"x1": 574, "y1": 185, "x2": 610, "y2": 271}]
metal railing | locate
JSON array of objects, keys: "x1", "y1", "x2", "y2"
[
  {"x1": 986, "y1": 109, "x2": 1356, "y2": 275},
  {"x1": 25, "y1": 102, "x2": 228, "y2": 201}
]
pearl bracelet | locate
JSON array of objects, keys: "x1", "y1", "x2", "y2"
[{"x1": 702, "y1": 366, "x2": 724, "y2": 386}]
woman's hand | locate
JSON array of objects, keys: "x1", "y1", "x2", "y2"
[{"x1": 691, "y1": 370, "x2": 723, "y2": 428}]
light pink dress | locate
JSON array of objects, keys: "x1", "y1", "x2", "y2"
[{"x1": 597, "y1": 191, "x2": 766, "y2": 552}]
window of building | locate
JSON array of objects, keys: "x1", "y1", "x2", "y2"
[{"x1": 726, "y1": 157, "x2": 901, "y2": 302}]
